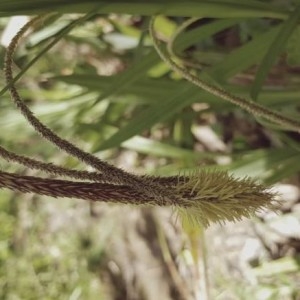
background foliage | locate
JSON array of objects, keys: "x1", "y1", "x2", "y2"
[{"x1": 0, "y1": 1, "x2": 300, "y2": 299}]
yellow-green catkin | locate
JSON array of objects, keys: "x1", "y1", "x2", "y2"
[{"x1": 175, "y1": 170, "x2": 277, "y2": 227}]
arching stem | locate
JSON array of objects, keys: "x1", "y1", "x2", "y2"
[{"x1": 150, "y1": 16, "x2": 300, "y2": 133}]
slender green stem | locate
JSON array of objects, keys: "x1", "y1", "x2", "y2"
[
  {"x1": 167, "y1": 17, "x2": 200, "y2": 58},
  {"x1": 197, "y1": 227, "x2": 209, "y2": 300},
  {"x1": 150, "y1": 16, "x2": 300, "y2": 133}
]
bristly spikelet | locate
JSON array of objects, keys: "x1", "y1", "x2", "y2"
[{"x1": 175, "y1": 170, "x2": 278, "y2": 228}]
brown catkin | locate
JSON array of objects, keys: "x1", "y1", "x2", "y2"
[{"x1": 0, "y1": 170, "x2": 174, "y2": 206}]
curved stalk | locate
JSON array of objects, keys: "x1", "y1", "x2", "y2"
[{"x1": 150, "y1": 16, "x2": 300, "y2": 133}]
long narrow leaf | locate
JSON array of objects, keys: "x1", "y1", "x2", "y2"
[
  {"x1": 98, "y1": 85, "x2": 199, "y2": 150},
  {"x1": 91, "y1": 50, "x2": 161, "y2": 106},
  {"x1": 208, "y1": 24, "x2": 282, "y2": 81},
  {"x1": 0, "y1": 0, "x2": 288, "y2": 19},
  {"x1": 172, "y1": 19, "x2": 241, "y2": 54},
  {"x1": 0, "y1": 11, "x2": 98, "y2": 97},
  {"x1": 54, "y1": 74, "x2": 300, "y2": 107},
  {"x1": 251, "y1": 4, "x2": 300, "y2": 100}
]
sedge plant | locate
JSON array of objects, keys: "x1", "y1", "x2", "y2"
[{"x1": 0, "y1": 14, "x2": 279, "y2": 228}]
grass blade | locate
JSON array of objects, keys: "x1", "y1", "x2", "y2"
[
  {"x1": 98, "y1": 85, "x2": 198, "y2": 150},
  {"x1": 208, "y1": 24, "x2": 281, "y2": 81},
  {"x1": 250, "y1": 4, "x2": 300, "y2": 100},
  {"x1": 0, "y1": 0, "x2": 288, "y2": 19}
]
